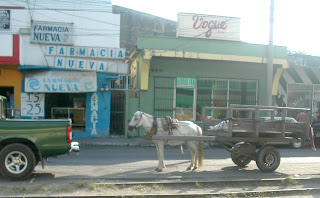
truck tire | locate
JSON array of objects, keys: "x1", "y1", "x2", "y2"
[
  {"x1": 256, "y1": 146, "x2": 280, "y2": 173},
  {"x1": 0, "y1": 143, "x2": 36, "y2": 180}
]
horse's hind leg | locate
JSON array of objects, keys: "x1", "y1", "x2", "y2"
[
  {"x1": 186, "y1": 142, "x2": 196, "y2": 171},
  {"x1": 158, "y1": 142, "x2": 166, "y2": 170},
  {"x1": 154, "y1": 142, "x2": 161, "y2": 172}
]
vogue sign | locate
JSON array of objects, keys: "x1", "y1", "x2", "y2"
[{"x1": 177, "y1": 13, "x2": 240, "y2": 41}]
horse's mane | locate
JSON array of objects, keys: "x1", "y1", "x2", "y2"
[{"x1": 137, "y1": 111, "x2": 153, "y2": 118}]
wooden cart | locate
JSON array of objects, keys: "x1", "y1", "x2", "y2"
[{"x1": 152, "y1": 105, "x2": 311, "y2": 172}]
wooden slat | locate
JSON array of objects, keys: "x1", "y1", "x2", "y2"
[
  {"x1": 231, "y1": 121, "x2": 307, "y2": 134},
  {"x1": 152, "y1": 135, "x2": 217, "y2": 141},
  {"x1": 151, "y1": 135, "x2": 297, "y2": 144}
]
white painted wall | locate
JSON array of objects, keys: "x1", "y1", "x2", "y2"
[
  {"x1": 0, "y1": 0, "x2": 112, "y2": 12},
  {"x1": 0, "y1": 0, "x2": 120, "y2": 66},
  {"x1": 0, "y1": 8, "x2": 27, "y2": 56},
  {"x1": 0, "y1": 35, "x2": 13, "y2": 56}
]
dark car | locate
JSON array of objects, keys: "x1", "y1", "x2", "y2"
[{"x1": 260, "y1": 117, "x2": 308, "y2": 149}]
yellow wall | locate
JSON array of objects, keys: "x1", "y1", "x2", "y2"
[
  {"x1": 139, "y1": 49, "x2": 289, "y2": 91},
  {"x1": 0, "y1": 68, "x2": 23, "y2": 109}
]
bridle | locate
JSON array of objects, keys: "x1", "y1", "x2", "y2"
[{"x1": 133, "y1": 112, "x2": 144, "y2": 128}]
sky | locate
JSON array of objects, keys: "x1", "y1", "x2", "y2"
[{"x1": 112, "y1": 0, "x2": 320, "y2": 57}]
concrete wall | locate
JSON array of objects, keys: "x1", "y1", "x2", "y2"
[
  {"x1": 137, "y1": 36, "x2": 288, "y2": 59},
  {"x1": 0, "y1": 0, "x2": 112, "y2": 11},
  {"x1": 126, "y1": 57, "x2": 268, "y2": 137},
  {"x1": 112, "y1": 5, "x2": 176, "y2": 53},
  {"x1": 12, "y1": 10, "x2": 120, "y2": 66},
  {"x1": 0, "y1": 35, "x2": 13, "y2": 56},
  {"x1": 0, "y1": 1, "x2": 119, "y2": 65},
  {"x1": 0, "y1": 0, "x2": 123, "y2": 137},
  {"x1": 0, "y1": 68, "x2": 23, "y2": 109},
  {"x1": 125, "y1": 35, "x2": 290, "y2": 137}
]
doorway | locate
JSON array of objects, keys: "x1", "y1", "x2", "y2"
[
  {"x1": 0, "y1": 87, "x2": 14, "y2": 108},
  {"x1": 46, "y1": 93, "x2": 86, "y2": 131},
  {"x1": 175, "y1": 78, "x2": 197, "y2": 121}
]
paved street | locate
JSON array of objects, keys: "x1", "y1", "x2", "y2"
[
  {"x1": 1, "y1": 145, "x2": 320, "y2": 197},
  {"x1": 2, "y1": 145, "x2": 319, "y2": 184}
]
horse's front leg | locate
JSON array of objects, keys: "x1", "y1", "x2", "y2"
[
  {"x1": 154, "y1": 141, "x2": 166, "y2": 172},
  {"x1": 155, "y1": 141, "x2": 165, "y2": 172}
]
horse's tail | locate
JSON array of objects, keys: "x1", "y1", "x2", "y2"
[{"x1": 196, "y1": 125, "x2": 204, "y2": 167}]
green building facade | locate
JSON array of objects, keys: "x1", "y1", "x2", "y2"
[{"x1": 126, "y1": 36, "x2": 288, "y2": 137}]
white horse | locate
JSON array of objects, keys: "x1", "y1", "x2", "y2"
[{"x1": 128, "y1": 111, "x2": 203, "y2": 172}]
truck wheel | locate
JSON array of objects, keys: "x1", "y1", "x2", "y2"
[
  {"x1": 231, "y1": 153, "x2": 251, "y2": 167},
  {"x1": 0, "y1": 143, "x2": 36, "y2": 180},
  {"x1": 256, "y1": 146, "x2": 280, "y2": 173}
]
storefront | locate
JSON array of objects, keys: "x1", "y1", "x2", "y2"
[
  {"x1": 20, "y1": 68, "x2": 125, "y2": 137},
  {"x1": 18, "y1": 20, "x2": 128, "y2": 137},
  {"x1": 19, "y1": 42, "x2": 128, "y2": 137},
  {"x1": 0, "y1": 34, "x2": 22, "y2": 112},
  {"x1": 125, "y1": 13, "x2": 289, "y2": 137}
]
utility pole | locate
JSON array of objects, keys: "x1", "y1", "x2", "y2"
[{"x1": 266, "y1": 0, "x2": 274, "y2": 106}]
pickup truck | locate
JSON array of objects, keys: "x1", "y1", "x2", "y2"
[{"x1": 0, "y1": 95, "x2": 79, "y2": 180}]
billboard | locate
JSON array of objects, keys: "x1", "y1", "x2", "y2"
[{"x1": 177, "y1": 13, "x2": 240, "y2": 41}]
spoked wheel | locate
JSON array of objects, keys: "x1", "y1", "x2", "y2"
[
  {"x1": 256, "y1": 146, "x2": 280, "y2": 172},
  {"x1": 231, "y1": 153, "x2": 251, "y2": 167}
]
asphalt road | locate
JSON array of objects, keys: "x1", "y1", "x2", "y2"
[{"x1": 4, "y1": 145, "x2": 318, "y2": 184}]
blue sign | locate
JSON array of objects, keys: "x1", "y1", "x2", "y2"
[{"x1": 25, "y1": 71, "x2": 97, "y2": 93}]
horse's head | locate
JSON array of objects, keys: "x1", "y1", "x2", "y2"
[{"x1": 128, "y1": 111, "x2": 144, "y2": 132}]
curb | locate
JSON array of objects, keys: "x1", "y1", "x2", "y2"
[{"x1": 76, "y1": 139, "x2": 155, "y2": 147}]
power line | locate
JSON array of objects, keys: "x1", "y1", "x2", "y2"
[
  {"x1": 26, "y1": 0, "x2": 50, "y2": 68},
  {"x1": 2, "y1": 0, "x2": 119, "y2": 26}
]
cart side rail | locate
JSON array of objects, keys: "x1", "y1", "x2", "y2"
[{"x1": 201, "y1": 105, "x2": 311, "y2": 139}]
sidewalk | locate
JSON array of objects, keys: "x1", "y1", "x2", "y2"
[{"x1": 74, "y1": 136, "x2": 155, "y2": 147}]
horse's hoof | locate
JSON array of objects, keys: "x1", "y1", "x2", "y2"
[
  {"x1": 192, "y1": 167, "x2": 198, "y2": 171},
  {"x1": 186, "y1": 167, "x2": 192, "y2": 171},
  {"x1": 155, "y1": 168, "x2": 162, "y2": 172}
]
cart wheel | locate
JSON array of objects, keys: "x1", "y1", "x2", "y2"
[
  {"x1": 231, "y1": 153, "x2": 251, "y2": 167},
  {"x1": 256, "y1": 146, "x2": 280, "y2": 172}
]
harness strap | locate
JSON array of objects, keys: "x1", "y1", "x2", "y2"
[
  {"x1": 166, "y1": 116, "x2": 173, "y2": 135},
  {"x1": 144, "y1": 117, "x2": 158, "y2": 141}
]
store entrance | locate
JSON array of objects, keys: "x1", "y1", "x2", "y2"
[
  {"x1": 0, "y1": 87, "x2": 14, "y2": 108},
  {"x1": 45, "y1": 93, "x2": 86, "y2": 131}
]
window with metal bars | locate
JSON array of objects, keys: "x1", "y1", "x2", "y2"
[
  {"x1": 153, "y1": 77, "x2": 258, "y2": 120},
  {"x1": 196, "y1": 78, "x2": 258, "y2": 119}
]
